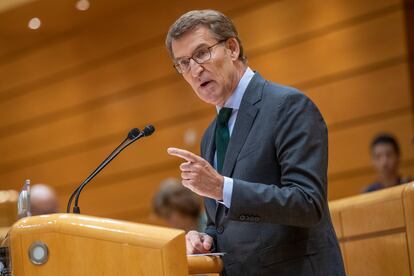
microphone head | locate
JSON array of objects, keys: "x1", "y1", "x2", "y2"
[
  {"x1": 143, "y1": 125, "x2": 155, "y2": 136},
  {"x1": 128, "y1": 128, "x2": 141, "y2": 140}
]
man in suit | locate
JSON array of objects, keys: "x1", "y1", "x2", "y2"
[{"x1": 166, "y1": 9, "x2": 345, "y2": 275}]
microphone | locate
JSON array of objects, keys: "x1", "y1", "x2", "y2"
[{"x1": 66, "y1": 125, "x2": 155, "y2": 214}]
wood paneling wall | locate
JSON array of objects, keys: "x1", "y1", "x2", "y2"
[{"x1": 0, "y1": 0, "x2": 413, "y2": 222}]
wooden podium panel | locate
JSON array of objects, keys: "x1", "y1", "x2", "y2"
[
  {"x1": 330, "y1": 182, "x2": 414, "y2": 275},
  {"x1": 3, "y1": 214, "x2": 222, "y2": 276},
  {"x1": 6, "y1": 214, "x2": 190, "y2": 276},
  {"x1": 187, "y1": 256, "x2": 222, "y2": 275}
]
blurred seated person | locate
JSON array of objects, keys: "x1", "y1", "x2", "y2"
[
  {"x1": 153, "y1": 178, "x2": 206, "y2": 232},
  {"x1": 364, "y1": 133, "x2": 411, "y2": 193},
  {"x1": 30, "y1": 184, "x2": 60, "y2": 215}
]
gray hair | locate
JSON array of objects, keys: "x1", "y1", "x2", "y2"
[{"x1": 165, "y1": 9, "x2": 247, "y2": 63}]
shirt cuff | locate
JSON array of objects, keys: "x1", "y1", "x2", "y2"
[{"x1": 222, "y1": 177, "x2": 233, "y2": 208}]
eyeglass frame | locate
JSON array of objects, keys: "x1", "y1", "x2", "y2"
[{"x1": 172, "y1": 39, "x2": 228, "y2": 74}]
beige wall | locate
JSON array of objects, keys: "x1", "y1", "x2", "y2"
[{"x1": 0, "y1": 0, "x2": 413, "y2": 222}]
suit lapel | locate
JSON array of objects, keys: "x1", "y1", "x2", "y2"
[
  {"x1": 204, "y1": 120, "x2": 217, "y2": 166},
  {"x1": 204, "y1": 73, "x2": 265, "y2": 223},
  {"x1": 221, "y1": 73, "x2": 264, "y2": 178}
]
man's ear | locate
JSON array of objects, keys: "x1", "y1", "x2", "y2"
[{"x1": 227, "y1": 38, "x2": 240, "y2": 61}]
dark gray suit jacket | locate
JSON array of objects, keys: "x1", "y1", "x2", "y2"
[{"x1": 200, "y1": 73, "x2": 345, "y2": 276}]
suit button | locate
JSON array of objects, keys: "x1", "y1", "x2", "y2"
[
  {"x1": 254, "y1": 217, "x2": 260, "y2": 222},
  {"x1": 239, "y1": 215, "x2": 246, "y2": 221},
  {"x1": 217, "y1": 226, "x2": 224, "y2": 234}
]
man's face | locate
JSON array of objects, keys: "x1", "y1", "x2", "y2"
[
  {"x1": 171, "y1": 26, "x2": 240, "y2": 107},
  {"x1": 371, "y1": 143, "x2": 399, "y2": 177}
]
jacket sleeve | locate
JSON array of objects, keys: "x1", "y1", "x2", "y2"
[
  {"x1": 203, "y1": 204, "x2": 218, "y2": 252},
  {"x1": 228, "y1": 92, "x2": 328, "y2": 228},
  {"x1": 200, "y1": 126, "x2": 218, "y2": 250}
]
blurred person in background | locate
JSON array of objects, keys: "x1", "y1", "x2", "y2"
[
  {"x1": 30, "y1": 184, "x2": 60, "y2": 215},
  {"x1": 153, "y1": 178, "x2": 207, "y2": 232},
  {"x1": 364, "y1": 133, "x2": 412, "y2": 193}
]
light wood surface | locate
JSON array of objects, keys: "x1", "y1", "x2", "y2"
[
  {"x1": 402, "y1": 182, "x2": 414, "y2": 273},
  {"x1": 329, "y1": 182, "x2": 414, "y2": 275},
  {"x1": 7, "y1": 214, "x2": 222, "y2": 275},
  {"x1": 187, "y1": 256, "x2": 223, "y2": 275},
  {"x1": 0, "y1": 189, "x2": 18, "y2": 242},
  {"x1": 0, "y1": 190, "x2": 18, "y2": 226},
  {"x1": 345, "y1": 233, "x2": 410, "y2": 276}
]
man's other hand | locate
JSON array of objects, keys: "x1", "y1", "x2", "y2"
[{"x1": 186, "y1": 230, "x2": 213, "y2": 254}]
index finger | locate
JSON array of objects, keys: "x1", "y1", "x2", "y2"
[{"x1": 167, "y1": 147, "x2": 204, "y2": 163}]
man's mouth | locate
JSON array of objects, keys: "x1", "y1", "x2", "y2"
[{"x1": 200, "y1": 80, "x2": 212, "y2": 88}]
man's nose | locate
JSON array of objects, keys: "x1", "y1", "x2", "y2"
[{"x1": 190, "y1": 59, "x2": 203, "y2": 77}]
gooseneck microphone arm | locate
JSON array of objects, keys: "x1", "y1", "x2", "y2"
[
  {"x1": 66, "y1": 127, "x2": 142, "y2": 214},
  {"x1": 66, "y1": 125, "x2": 155, "y2": 214}
]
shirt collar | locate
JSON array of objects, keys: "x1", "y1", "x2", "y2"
[{"x1": 216, "y1": 67, "x2": 254, "y2": 113}]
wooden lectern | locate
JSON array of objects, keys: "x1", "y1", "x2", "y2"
[{"x1": 0, "y1": 214, "x2": 222, "y2": 276}]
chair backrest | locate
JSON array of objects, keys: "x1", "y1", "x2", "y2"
[{"x1": 330, "y1": 182, "x2": 414, "y2": 276}]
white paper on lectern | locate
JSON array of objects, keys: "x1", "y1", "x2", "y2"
[{"x1": 187, "y1": 252, "x2": 226, "y2": 257}]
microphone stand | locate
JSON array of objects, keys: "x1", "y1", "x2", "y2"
[{"x1": 66, "y1": 126, "x2": 154, "y2": 214}]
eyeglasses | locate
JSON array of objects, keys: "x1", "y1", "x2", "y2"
[{"x1": 173, "y1": 39, "x2": 227, "y2": 74}]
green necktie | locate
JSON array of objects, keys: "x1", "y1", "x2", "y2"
[{"x1": 215, "y1": 107, "x2": 233, "y2": 174}]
